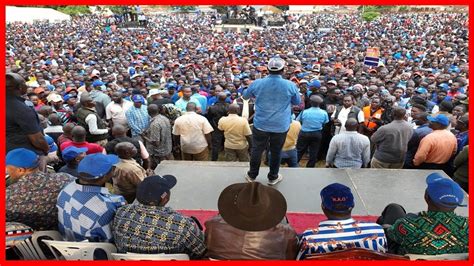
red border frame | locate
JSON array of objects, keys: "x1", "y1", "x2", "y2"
[{"x1": 1, "y1": 2, "x2": 472, "y2": 266}]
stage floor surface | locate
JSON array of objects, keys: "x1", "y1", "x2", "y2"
[{"x1": 155, "y1": 161, "x2": 468, "y2": 217}]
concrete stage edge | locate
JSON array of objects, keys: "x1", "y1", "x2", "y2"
[{"x1": 155, "y1": 161, "x2": 468, "y2": 217}]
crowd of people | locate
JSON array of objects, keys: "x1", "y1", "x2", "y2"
[{"x1": 6, "y1": 9, "x2": 469, "y2": 260}]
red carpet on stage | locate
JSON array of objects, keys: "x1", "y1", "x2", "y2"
[{"x1": 178, "y1": 210, "x2": 379, "y2": 234}]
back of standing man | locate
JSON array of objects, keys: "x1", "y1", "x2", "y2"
[{"x1": 243, "y1": 57, "x2": 300, "y2": 185}]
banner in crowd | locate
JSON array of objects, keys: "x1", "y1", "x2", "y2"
[{"x1": 364, "y1": 47, "x2": 380, "y2": 67}]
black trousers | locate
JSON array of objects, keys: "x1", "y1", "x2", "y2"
[
  {"x1": 248, "y1": 127, "x2": 287, "y2": 180},
  {"x1": 211, "y1": 129, "x2": 224, "y2": 161},
  {"x1": 297, "y1": 130, "x2": 322, "y2": 168}
]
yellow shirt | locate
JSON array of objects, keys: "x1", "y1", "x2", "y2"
[
  {"x1": 283, "y1": 121, "x2": 301, "y2": 151},
  {"x1": 218, "y1": 114, "x2": 252, "y2": 150}
]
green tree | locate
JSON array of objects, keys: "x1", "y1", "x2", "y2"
[
  {"x1": 107, "y1": 5, "x2": 126, "y2": 14},
  {"x1": 211, "y1": 5, "x2": 227, "y2": 14},
  {"x1": 56, "y1": 6, "x2": 91, "y2": 16},
  {"x1": 362, "y1": 11, "x2": 381, "y2": 22}
]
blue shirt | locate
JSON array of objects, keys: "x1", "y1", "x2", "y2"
[
  {"x1": 296, "y1": 107, "x2": 329, "y2": 132},
  {"x1": 243, "y1": 75, "x2": 300, "y2": 132},
  {"x1": 207, "y1": 96, "x2": 232, "y2": 106},
  {"x1": 191, "y1": 93, "x2": 208, "y2": 114},
  {"x1": 125, "y1": 105, "x2": 150, "y2": 137},
  {"x1": 57, "y1": 180, "x2": 126, "y2": 242},
  {"x1": 175, "y1": 97, "x2": 202, "y2": 112},
  {"x1": 456, "y1": 131, "x2": 468, "y2": 155}
]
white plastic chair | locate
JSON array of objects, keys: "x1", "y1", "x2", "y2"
[
  {"x1": 42, "y1": 240, "x2": 117, "y2": 260},
  {"x1": 14, "y1": 230, "x2": 63, "y2": 260},
  {"x1": 111, "y1": 252, "x2": 190, "y2": 261},
  {"x1": 406, "y1": 253, "x2": 468, "y2": 261}
]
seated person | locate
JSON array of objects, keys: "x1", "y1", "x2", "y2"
[
  {"x1": 111, "y1": 142, "x2": 147, "y2": 203},
  {"x1": 57, "y1": 153, "x2": 126, "y2": 242},
  {"x1": 113, "y1": 175, "x2": 206, "y2": 259},
  {"x1": 58, "y1": 146, "x2": 88, "y2": 177},
  {"x1": 377, "y1": 173, "x2": 468, "y2": 255},
  {"x1": 297, "y1": 183, "x2": 387, "y2": 260},
  {"x1": 205, "y1": 182, "x2": 298, "y2": 260},
  {"x1": 6, "y1": 148, "x2": 75, "y2": 230}
]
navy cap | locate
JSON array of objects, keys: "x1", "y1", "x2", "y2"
[
  {"x1": 427, "y1": 114, "x2": 449, "y2": 127},
  {"x1": 426, "y1": 173, "x2": 466, "y2": 208},
  {"x1": 321, "y1": 183, "x2": 354, "y2": 213},
  {"x1": 78, "y1": 153, "x2": 119, "y2": 179},
  {"x1": 63, "y1": 94, "x2": 77, "y2": 102},
  {"x1": 62, "y1": 146, "x2": 88, "y2": 162},
  {"x1": 136, "y1": 175, "x2": 177, "y2": 205},
  {"x1": 6, "y1": 148, "x2": 39, "y2": 168},
  {"x1": 45, "y1": 135, "x2": 57, "y2": 153}
]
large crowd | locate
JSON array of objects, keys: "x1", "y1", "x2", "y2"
[{"x1": 6, "y1": 9, "x2": 469, "y2": 260}]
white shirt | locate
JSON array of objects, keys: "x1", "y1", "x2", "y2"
[
  {"x1": 331, "y1": 106, "x2": 365, "y2": 134},
  {"x1": 172, "y1": 112, "x2": 214, "y2": 154},
  {"x1": 105, "y1": 101, "x2": 133, "y2": 128},
  {"x1": 85, "y1": 114, "x2": 109, "y2": 135}
]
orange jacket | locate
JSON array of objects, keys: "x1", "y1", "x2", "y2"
[{"x1": 363, "y1": 106, "x2": 384, "y2": 129}]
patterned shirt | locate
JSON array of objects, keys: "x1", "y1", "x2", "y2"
[
  {"x1": 125, "y1": 105, "x2": 150, "y2": 137},
  {"x1": 387, "y1": 211, "x2": 468, "y2": 255},
  {"x1": 113, "y1": 203, "x2": 206, "y2": 258},
  {"x1": 297, "y1": 218, "x2": 387, "y2": 260},
  {"x1": 142, "y1": 114, "x2": 173, "y2": 157},
  {"x1": 57, "y1": 180, "x2": 126, "y2": 243},
  {"x1": 6, "y1": 171, "x2": 75, "y2": 230}
]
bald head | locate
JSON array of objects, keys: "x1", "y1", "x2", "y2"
[
  {"x1": 72, "y1": 126, "x2": 87, "y2": 142},
  {"x1": 217, "y1": 92, "x2": 227, "y2": 102},
  {"x1": 48, "y1": 113, "x2": 61, "y2": 126},
  {"x1": 228, "y1": 104, "x2": 240, "y2": 114},
  {"x1": 63, "y1": 123, "x2": 75, "y2": 137},
  {"x1": 345, "y1": 118, "x2": 359, "y2": 131},
  {"x1": 148, "y1": 104, "x2": 159, "y2": 117},
  {"x1": 115, "y1": 142, "x2": 137, "y2": 159},
  {"x1": 112, "y1": 124, "x2": 127, "y2": 137},
  {"x1": 310, "y1": 95, "x2": 323, "y2": 107},
  {"x1": 80, "y1": 94, "x2": 94, "y2": 108},
  {"x1": 186, "y1": 102, "x2": 197, "y2": 112},
  {"x1": 392, "y1": 107, "x2": 407, "y2": 120}
]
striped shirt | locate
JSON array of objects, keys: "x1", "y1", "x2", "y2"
[{"x1": 297, "y1": 218, "x2": 387, "y2": 260}]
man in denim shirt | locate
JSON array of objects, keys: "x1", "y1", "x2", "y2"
[{"x1": 243, "y1": 57, "x2": 300, "y2": 185}]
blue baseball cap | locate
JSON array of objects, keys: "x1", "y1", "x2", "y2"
[
  {"x1": 62, "y1": 146, "x2": 88, "y2": 162},
  {"x1": 63, "y1": 94, "x2": 77, "y2": 102},
  {"x1": 78, "y1": 153, "x2": 119, "y2": 179},
  {"x1": 6, "y1": 148, "x2": 39, "y2": 168},
  {"x1": 415, "y1": 87, "x2": 428, "y2": 94},
  {"x1": 321, "y1": 183, "x2": 354, "y2": 213},
  {"x1": 426, "y1": 173, "x2": 466, "y2": 208},
  {"x1": 45, "y1": 135, "x2": 57, "y2": 153},
  {"x1": 427, "y1": 114, "x2": 449, "y2": 127},
  {"x1": 131, "y1": 95, "x2": 145, "y2": 103},
  {"x1": 308, "y1": 80, "x2": 321, "y2": 89},
  {"x1": 438, "y1": 83, "x2": 450, "y2": 91},
  {"x1": 92, "y1": 80, "x2": 104, "y2": 87}
]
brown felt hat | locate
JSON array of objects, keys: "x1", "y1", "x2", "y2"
[{"x1": 217, "y1": 182, "x2": 287, "y2": 231}]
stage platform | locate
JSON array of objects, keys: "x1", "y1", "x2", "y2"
[{"x1": 155, "y1": 161, "x2": 468, "y2": 217}]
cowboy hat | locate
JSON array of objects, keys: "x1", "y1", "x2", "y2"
[{"x1": 218, "y1": 182, "x2": 287, "y2": 231}]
